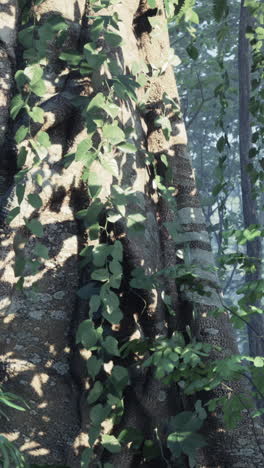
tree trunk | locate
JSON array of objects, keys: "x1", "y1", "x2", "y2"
[
  {"x1": 238, "y1": 0, "x2": 264, "y2": 358},
  {"x1": 0, "y1": 1, "x2": 263, "y2": 467}
]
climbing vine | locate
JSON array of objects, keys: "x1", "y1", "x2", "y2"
[{"x1": 1, "y1": 0, "x2": 264, "y2": 467}]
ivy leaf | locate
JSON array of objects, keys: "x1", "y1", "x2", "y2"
[
  {"x1": 16, "y1": 184, "x2": 25, "y2": 205},
  {"x1": 88, "y1": 171, "x2": 102, "y2": 199},
  {"x1": 254, "y1": 357, "x2": 264, "y2": 367},
  {"x1": 28, "y1": 107, "x2": 45, "y2": 123},
  {"x1": 14, "y1": 255, "x2": 26, "y2": 277},
  {"x1": 93, "y1": 244, "x2": 111, "y2": 267},
  {"x1": 112, "y1": 240, "x2": 123, "y2": 262},
  {"x1": 24, "y1": 64, "x2": 46, "y2": 97},
  {"x1": 26, "y1": 218, "x2": 44, "y2": 237},
  {"x1": 213, "y1": 0, "x2": 229, "y2": 22},
  {"x1": 28, "y1": 193, "x2": 43, "y2": 209},
  {"x1": 6, "y1": 207, "x2": 20, "y2": 224},
  {"x1": 147, "y1": 0, "x2": 156, "y2": 7},
  {"x1": 127, "y1": 213, "x2": 146, "y2": 230},
  {"x1": 100, "y1": 157, "x2": 119, "y2": 178},
  {"x1": 80, "y1": 448, "x2": 93, "y2": 467},
  {"x1": 167, "y1": 412, "x2": 206, "y2": 459},
  {"x1": 83, "y1": 43, "x2": 107, "y2": 71},
  {"x1": 102, "y1": 123, "x2": 125, "y2": 145},
  {"x1": 34, "y1": 242, "x2": 49, "y2": 259},
  {"x1": 90, "y1": 404, "x2": 111, "y2": 425},
  {"x1": 216, "y1": 135, "x2": 226, "y2": 153},
  {"x1": 89, "y1": 295, "x2": 101, "y2": 317},
  {"x1": 104, "y1": 30, "x2": 123, "y2": 47},
  {"x1": 117, "y1": 142, "x2": 137, "y2": 153},
  {"x1": 17, "y1": 147, "x2": 27, "y2": 168},
  {"x1": 87, "y1": 381, "x2": 104, "y2": 404},
  {"x1": 15, "y1": 125, "x2": 28, "y2": 144},
  {"x1": 59, "y1": 51, "x2": 82, "y2": 66},
  {"x1": 91, "y1": 268, "x2": 109, "y2": 282},
  {"x1": 75, "y1": 138, "x2": 93, "y2": 161},
  {"x1": 186, "y1": 43, "x2": 199, "y2": 60},
  {"x1": 102, "y1": 336, "x2": 120, "y2": 357},
  {"x1": 86, "y1": 355, "x2": 102, "y2": 379},
  {"x1": 118, "y1": 427, "x2": 144, "y2": 449},
  {"x1": 76, "y1": 320, "x2": 98, "y2": 349},
  {"x1": 10, "y1": 95, "x2": 25, "y2": 119},
  {"x1": 37, "y1": 131, "x2": 51, "y2": 148},
  {"x1": 101, "y1": 435, "x2": 121, "y2": 454},
  {"x1": 104, "y1": 102, "x2": 120, "y2": 119}
]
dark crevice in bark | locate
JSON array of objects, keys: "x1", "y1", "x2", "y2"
[{"x1": 133, "y1": 8, "x2": 158, "y2": 39}]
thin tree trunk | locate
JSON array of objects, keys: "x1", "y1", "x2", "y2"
[{"x1": 238, "y1": 0, "x2": 264, "y2": 359}]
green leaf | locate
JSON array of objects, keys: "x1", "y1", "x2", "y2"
[
  {"x1": 28, "y1": 193, "x2": 43, "y2": 209},
  {"x1": 101, "y1": 435, "x2": 121, "y2": 454},
  {"x1": 86, "y1": 355, "x2": 102, "y2": 379},
  {"x1": 104, "y1": 102, "x2": 120, "y2": 119},
  {"x1": 102, "y1": 336, "x2": 120, "y2": 356},
  {"x1": 59, "y1": 51, "x2": 82, "y2": 66},
  {"x1": 213, "y1": 0, "x2": 229, "y2": 22},
  {"x1": 167, "y1": 410, "x2": 206, "y2": 458},
  {"x1": 127, "y1": 213, "x2": 146, "y2": 229},
  {"x1": 18, "y1": 25, "x2": 35, "y2": 48},
  {"x1": 24, "y1": 64, "x2": 46, "y2": 97},
  {"x1": 109, "y1": 260, "x2": 122, "y2": 288},
  {"x1": 6, "y1": 207, "x2": 20, "y2": 224},
  {"x1": 89, "y1": 295, "x2": 101, "y2": 316},
  {"x1": 28, "y1": 107, "x2": 45, "y2": 123},
  {"x1": 118, "y1": 427, "x2": 144, "y2": 449},
  {"x1": 14, "y1": 255, "x2": 26, "y2": 277},
  {"x1": 186, "y1": 43, "x2": 199, "y2": 60},
  {"x1": 80, "y1": 447, "x2": 93, "y2": 467},
  {"x1": 15, "y1": 70, "x2": 29, "y2": 91},
  {"x1": 112, "y1": 240, "x2": 123, "y2": 262},
  {"x1": 90, "y1": 404, "x2": 110, "y2": 425},
  {"x1": 185, "y1": 8, "x2": 199, "y2": 24},
  {"x1": 16, "y1": 184, "x2": 25, "y2": 205},
  {"x1": 83, "y1": 43, "x2": 107, "y2": 71},
  {"x1": 26, "y1": 218, "x2": 44, "y2": 237},
  {"x1": 76, "y1": 320, "x2": 98, "y2": 349},
  {"x1": 254, "y1": 357, "x2": 264, "y2": 367},
  {"x1": 88, "y1": 171, "x2": 102, "y2": 199},
  {"x1": 93, "y1": 244, "x2": 111, "y2": 267},
  {"x1": 87, "y1": 381, "x2": 104, "y2": 404},
  {"x1": 100, "y1": 156, "x2": 119, "y2": 178},
  {"x1": 34, "y1": 242, "x2": 49, "y2": 259},
  {"x1": 10, "y1": 95, "x2": 25, "y2": 119},
  {"x1": 100, "y1": 285, "x2": 120, "y2": 315},
  {"x1": 15, "y1": 125, "x2": 28, "y2": 144},
  {"x1": 117, "y1": 142, "x2": 137, "y2": 153},
  {"x1": 75, "y1": 138, "x2": 93, "y2": 161},
  {"x1": 91, "y1": 268, "x2": 109, "y2": 282},
  {"x1": 37, "y1": 131, "x2": 51, "y2": 148},
  {"x1": 104, "y1": 30, "x2": 123, "y2": 47},
  {"x1": 147, "y1": 0, "x2": 156, "y2": 7},
  {"x1": 216, "y1": 135, "x2": 226, "y2": 153},
  {"x1": 17, "y1": 147, "x2": 27, "y2": 168},
  {"x1": 102, "y1": 123, "x2": 125, "y2": 145}
]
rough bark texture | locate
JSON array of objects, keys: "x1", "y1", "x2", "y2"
[
  {"x1": 0, "y1": 1, "x2": 263, "y2": 467},
  {"x1": 238, "y1": 0, "x2": 264, "y2": 359}
]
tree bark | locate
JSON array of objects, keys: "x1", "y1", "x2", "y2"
[{"x1": 0, "y1": 1, "x2": 263, "y2": 467}]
